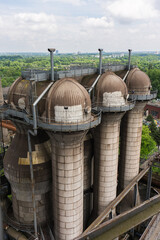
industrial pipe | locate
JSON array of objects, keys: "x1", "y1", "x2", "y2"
[
  {"x1": 0, "y1": 77, "x2": 4, "y2": 106},
  {"x1": 27, "y1": 131, "x2": 38, "y2": 239},
  {"x1": 48, "y1": 48, "x2": 55, "y2": 82},
  {"x1": 1, "y1": 121, "x2": 16, "y2": 132},
  {"x1": 28, "y1": 81, "x2": 54, "y2": 238},
  {"x1": 128, "y1": 49, "x2": 132, "y2": 70},
  {"x1": 32, "y1": 82, "x2": 54, "y2": 134},
  {"x1": 123, "y1": 70, "x2": 130, "y2": 82},
  {"x1": 0, "y1": 202, "x2": 3, "y2": 240},
  {"x1": 98, "y1": 48, "x2": 103, "y2": 75},
  {"x1": 88, "y1": 75, "x2": 101, "y2": 95},
  {"x1": 5, "y1": 226, "x2": 28, "y2": 240}
]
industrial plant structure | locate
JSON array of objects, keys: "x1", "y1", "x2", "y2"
[{"x1": 0, "y1": 48, "x2": 160, "y2": 240}]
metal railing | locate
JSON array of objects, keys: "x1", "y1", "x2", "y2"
[
  {"x1": 92, "y1": 100, "x2": 135, "y2": 113},
  {"x1": 20, "y1": 63, "x2": 132, "y2": 82},
  {"x1": 1, "y1": 103, "x2": 102, "y2": 132},
  {"x1": 128, "y1": 90, "x2": 157, "y2": 101},
  {"x1": 139, "y1": 213, "x2": 160, "y2": 240},
  {"x1": 79, "y1": 152, "x2": 160, "y2": 238}
]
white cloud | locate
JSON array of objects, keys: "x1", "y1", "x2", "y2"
[
  {"x1": 0, "y1": 3, "x2": 160, "y2": 53},
  {"x1": 0, "y1": 12, "x2": 58, "y2": 51},
  {"x1": 14, "y1": 13, "x2": 57, "y2": 32},
  {"x1": 128, "y1": 28, "x2": 139, "y2": 34},
  {"x1": 42, "y1": 0, "x2": 86, "y2": 6},
  {"x1": 84, "y1": 17, "x2": 114, "y2": 28},
  {"x1": 148, "y1": 34, "x2": 156, "y2": 39},
  {"x1": 0, "y1": 13, "x2": 57, "y2": 39},
  {"x1": 107, "y1": 0, "x2": 158, "y2": 22}
]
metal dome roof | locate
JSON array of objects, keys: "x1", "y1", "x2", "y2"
[
  {"x1": 8, "y1": 77, "x2": 49, "y2": 115},
  {"x1": 126, "y1": 68, "x2": 151, "y2": 94},
  {"x1": 46, "y1": 78, "x2": 91, "y2": 122},
  {"x1": 96, "y1": 71, "x2": 128, "y2": 102}
]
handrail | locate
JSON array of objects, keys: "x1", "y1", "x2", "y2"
[
  {"x1": 139, "y1": 214, "x2": 157, "y2": 240},
  {"x1": 76, "y1": 194, "x2": 160, "y2": 240},
  {"x1": 81, "y1": 153, "x2": 159, "y2": 235},
  {"x1": 2, "y1": 103, "x2": 101, "y2": 126}
]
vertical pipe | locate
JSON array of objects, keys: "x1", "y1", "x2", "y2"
[
  {"x1": 134, "y1": 184, "x2": 138, "y2": 206},
  {"x1": 128, "y1": 49, "x2": 132, "y2": 70},
  {"x1": 0, "y1": 77, "x2": 4, "y2": 106},
  {"x1": 27, "y1": 131, "x2": 38, "y2": 238},
  {"x1": 98, "y1": 49, "x2": 103, "y2": 75},
  {"x1": 109, "y1": 211, "x2": 113, "y2": 220},
  {"x1": 48, "y1": 48, "x2": 55, "y2": 82},
  {"x1": 50, "y1": 51, "x2": 54, "y2": 81},
  {"x1": 146, "y1": 166, "x2": 152, "y2": 200},
  {"x1": 0, "y1": 78, "x2": 5, "y2": 152},
  {"x1": 0, "y1": 202, "x2": 3, "y2": 240},
  {"x1": 0, "y1": 121, "x2": 4, "y2": 153}
]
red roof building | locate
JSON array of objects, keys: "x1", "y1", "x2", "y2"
[{"x1": 145, "y1": 101, "x2": 160, "y2": 119}]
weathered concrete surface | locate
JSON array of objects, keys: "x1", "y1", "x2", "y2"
[
  {"x1": 83, "y1": 134, "x2": 93, "y2": 229},
  {"x1": 94, "y1": 113, "x2": 124, "y2": 216},
  {"x1": 50, "y1": 132, "x2": 86, "y2": 240},
  {"x1": 119, "y1": 102, "x2": 146, "y2": 209}
]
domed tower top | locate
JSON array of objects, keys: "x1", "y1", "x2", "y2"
[
  {"x1": 126, "y1": 68, "x2": 151, "y2": 95},
  {"x1": 46, "y1": 78, "x2": 91, "y2": 124},
  {"x1": 96, "y1": 71, "x2": 128, "y2": 107},
  {"x1": 7, "y1": 77, "x2": 49, "y2": 116}
]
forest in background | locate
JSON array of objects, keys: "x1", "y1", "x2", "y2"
[{"x1": 0, "y1": 53, "x2": 160, "y2": 97}]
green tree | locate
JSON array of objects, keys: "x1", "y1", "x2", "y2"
[
  {"x1": 141, "y1": 125, "x2": 156, "y2": 159},
  {"x1": 149, "y1": 120, "x2": 160, "y2": 149},
  {"x1": 152, "y1": 127, "x2": 160, "y2": 149},
  {"x1": 146, "y1": 114, "x2": 154, "y2": 122},
  {"x1": 149, "y1": 120, "x2": 157, "y2": 137}
]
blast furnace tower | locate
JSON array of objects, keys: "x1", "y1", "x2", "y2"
[
  {"x1": 45, "y1": 78, "x2": 99, "y2": 239},
  {"x1": 93, "y1": 71, "x2": 134, "y2": 216},
  {"x1": 119, "y1": 68, "x2": 156, "y2": 209}
]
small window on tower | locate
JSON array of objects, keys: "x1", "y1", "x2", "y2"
[{"x1": 64, "y1": 106, "x2": 68, "y2": 110}]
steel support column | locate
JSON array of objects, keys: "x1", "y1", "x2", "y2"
[
  {"x1": 76, "y1": 195, "x2": 160, "y2": 240},
  {"x1": 0, "y1": 202, "x2": 3, "y2": 240},
  {"x1": 146, "y1": 166, "x2": 152, "y2": 200},
  {"x1": 27, "y1": 131, "x2": 38, "y2": 239}
]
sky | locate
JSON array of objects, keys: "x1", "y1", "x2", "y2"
[{"x1": 0, "y1": 0, "x2": 160, "y2": 53}]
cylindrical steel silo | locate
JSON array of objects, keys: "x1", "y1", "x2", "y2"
[
  {"x1": 119, "y1": 68, "x2": 154, "y2": 210},
  {"x1": 3, "y1": 77, "x2": 52, "y2": 226},
  {"x1": 93, "y1": 71, "x2": 131, "y2": 216},
  {"x1": 3, "y1": 129, "x2": 52, "y2": 225},
  {"x1": 45, "y1": 78, "x2": 93, "y2": 240}
]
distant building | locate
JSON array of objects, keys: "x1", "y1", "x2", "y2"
[{"x1": 145, "y1": 101, "x2": 160, "y2": 119}]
